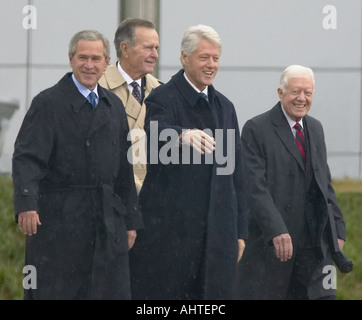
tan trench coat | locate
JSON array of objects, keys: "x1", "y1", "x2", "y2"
[{"x1": 99, "y1": 62, "x2": 161, "y2": 193}]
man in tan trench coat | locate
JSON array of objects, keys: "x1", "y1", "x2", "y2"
[{"x1": 99, "y1": 18, "x2": 161, "y2": 193}]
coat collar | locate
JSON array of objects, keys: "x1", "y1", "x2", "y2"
[
  {"x1": 102, "y1": 63, "x2": 127, "y2": 90},
  {"x1": 58, "y1": 73, "x2": 113, "y2": 138},
  {"x1": 271, "y1": 102, "x2": 306, "y2": 171},
  {"x1": 171, "y1": 69, "x2": 216, "y2": 108},
  {"x1": 102, "y1": 62, "x2": 161, "y2": 93},
  {"x1": 59, "y1": 73, "x2": 112, "y2": 113}
]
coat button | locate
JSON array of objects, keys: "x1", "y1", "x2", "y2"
[{"x1": 86, "y1": 140, "x2": 90, "y2": 147}]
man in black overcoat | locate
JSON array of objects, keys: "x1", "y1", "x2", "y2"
[
  {"x1": 237, "y1": 65, "x2": 346, "y2": 300},
  {"x1": 12, "y1": 30, "x2": 143, "y2": 300},
  {"x1": 129, "y1": 25, "x2": 247, "y2": 300}
]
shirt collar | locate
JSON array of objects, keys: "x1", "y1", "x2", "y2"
[
  {"x1": 72, "y1": 74, "x2": 98, "y2": 98},
  {"x1": 117, "y1": 62, "x2": 142, "y2": 87},
  {"x1": 281, "y1": 103, "x2": 304, "y2": 130},
  {"x1": 183, "y1": 72, "x2": 208, "y2": 96}
]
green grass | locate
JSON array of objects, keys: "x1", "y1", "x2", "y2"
[
  {"x1": 0, "y1": 175, "x2": 25, "y2": 300},
  {"x1": 335, "y1": 192, "x2": 362, "y2": 300},
  {"x1": 0, "y1": 176, "x2": 361, "y2": 300}
]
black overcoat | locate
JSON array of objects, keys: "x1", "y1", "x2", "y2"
[
  {"x1": 130, "y1": 70, "x2": 247, "y2": 300},
  {"x1": 237, "y1": 103, "x2": 346, "y2": 299},
  {"x1": 12, "y1": 73, "x2": 143, "y2": 300}
]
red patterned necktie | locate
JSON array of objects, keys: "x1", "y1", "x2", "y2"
[{"x1": 294, "y1": 122, "x2": 306, "y2": 166}]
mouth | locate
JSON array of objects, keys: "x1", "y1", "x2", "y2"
[
  {"x1": 294, "y1": 104, "x2": 306, "y2": 109},
  {"x1": 82, "y1": 71, "x2": 96, "y2": 76},
  {"x1": 203, "y1": 71, "x2": 214, "y2": 77}
]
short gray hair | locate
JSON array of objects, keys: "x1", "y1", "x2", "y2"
[
  {"x1": 181, "y1": 24, "x2": 222, "y2": 57},
  {"x1": 114, "y1": 18, "x2": 156, "y2": 59},
  {"x1": 69, "y1": 30, "x2": 110, "y2": 60},
  {"x1": 280, "y1": 65, "x2": 315, "y2": 90}
]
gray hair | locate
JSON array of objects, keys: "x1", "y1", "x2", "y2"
[
  {"x1": 279, "y1": 65, "x2": 315, "y2": 90},
  {"x1": 181, "y1": 24, "x2": 222, "y2": 57},
  {"x1": 69, "y1": 30, "x2": 110, "y2": 60},
  {"x1": 114, "y1": 18, "x2": 156, "y2": 59}
]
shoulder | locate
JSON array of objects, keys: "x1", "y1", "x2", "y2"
[
  {"x1": 304, "y1": 114, "x2": 324, "y2": 136},
  {"x1": 213, "y1": 89, "x2": 232, "y2": 104},
  {"x1": 242, "y1": 105, "x2": 278, "y2": 137},
  {"x1": 305, "y1": 114, "x2": 322, "y2": 127},
  {"x1": 99, "y1": 62, "x2": 125, "y2": 89},
  {"x1": 248, "y1": 103, "x2": 280, "y2": 125},
  {"x1": 30, "y1": 78, "x2": 66, "y2": 110},
  {"x1": 145, "y1": 73, "x2": 163, "y2": 87},
  {"x1": 212, "y1": 89, "x2": 235, "y2": 110},
  {"x1": 147, "y1": 76, "x2": 177, "y2": 100},
  {"x1": 99, "y1": 84, "x2": 124, "y2": 106}
]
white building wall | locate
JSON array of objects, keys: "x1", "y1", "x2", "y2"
[{"x1": 1, "y1": 0, "x2": 361, "y2": 179}]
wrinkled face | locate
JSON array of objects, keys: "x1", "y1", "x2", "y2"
[
  {"x1": 278, "y1": 76, "x2": 314, "y2": 122},
  {"x1": 181, "y1": 39, "x2": 220, "y2": 91},
  {"x1": 121, "y1": 27, "x2": 159, "y2": 80},
  {"x1": 69, "y1": 40, "x2": 109, "y2": 90}
]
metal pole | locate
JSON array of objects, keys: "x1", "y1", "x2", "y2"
[
  {"x1": 25, "y1": 0, "x2": 34, "y2": 111},
  {"x1": 360, "y1": 4, "x2": 362, "y2": 179},
  {"x1": 119, "y1": 0, "x2": 160, "y2": 78}
]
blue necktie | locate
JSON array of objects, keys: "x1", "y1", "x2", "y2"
[
  {"x1": 88, "y1": 92, "x2": 97, "y2": 107},
  {"x1": 131, "y1": 82, "x2": 142, "y2": 104},
  {"x1": 200, "y1": 92, "x2": 208, "y2": 101}
]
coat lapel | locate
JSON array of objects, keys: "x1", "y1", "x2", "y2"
[
  {"x1": 100, "y1": 63, "x2": 141, "y2": 128},
  {"x1": 303, "y1": 116, "x2": 319, "y2": 170},
  {"x1": 272, "y1": 102, "x2": 306, "y2": 171},
  {"x1": 87, "y1": 87, "x2": 112, "y2": 138}
]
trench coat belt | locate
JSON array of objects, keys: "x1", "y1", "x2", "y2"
[{"x1": 39, "y1": 182, "x2": 127, "y2": 218}]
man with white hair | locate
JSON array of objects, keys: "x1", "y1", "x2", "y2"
[
  {"x1": 237, "y1": 65, "x2": 347, "y2": 300},
  {"x1": 129, "y1": 25, "x2": 247, "y2": 300}
]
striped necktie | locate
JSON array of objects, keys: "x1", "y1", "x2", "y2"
[
  {"x1": 294, "y1": 122, "x2": 306, "y2": 166},
  {"x1": 131, "y1": 81, "x2": 142, "y2": 104},
  {"x1": 88, "y1": 91, "x2": 97, "y2": 107}
]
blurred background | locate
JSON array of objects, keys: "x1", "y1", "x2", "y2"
[{"x1": 0, "y1": 0, "x2": 362, "y2": 180}]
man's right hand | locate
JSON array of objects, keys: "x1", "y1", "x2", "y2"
[
  {"x1": 18, "y1": 211, "x2": 41, "y2": 235},
  {"x1": 273, "y1": 233, "x2": 293, "y2": 262},
  {"x1": 180, "y1": 129, "x2": 216, "y2": 154}
]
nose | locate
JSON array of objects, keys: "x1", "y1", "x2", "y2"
[
  {"x1": 151, "y1": 47, "x2": 159, "y2": 60},
  {"x1": 84, "y1": 58, "x2": 94, "y2": 69},
  {"x1": 297, "y1": 91, "x2": 307, "y2": 101},
  {"x1": 206, "y1": 57, "x2": 217, "y2": 68}
]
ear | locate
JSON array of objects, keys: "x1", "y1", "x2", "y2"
[
  {"x1": 120, "y1": 42, "x2": 128, "y2": 58},
  {"x1": 69, "y1": 54, "x2": 73, "y2": 67},
  {"x1": 180, "y1": 50, "x2": 188, "y2": 66},
  {"x1": 277, "y1": 88, "x2": 283, "y2": 99}
]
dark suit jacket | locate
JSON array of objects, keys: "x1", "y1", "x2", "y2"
[
  {"x1": 12, "y1": 73, "x2": 143, "y2": 299},
  {"x1": 237, "y1": 102, "x2": 346, "y2": 299}
]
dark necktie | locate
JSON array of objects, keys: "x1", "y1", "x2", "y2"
[
  {"x1": 131, "y1": 81, "x2": 142, "y2": 104},
  {"x1": 88, "y1": 91, "x2": 97, "y2": 107},
  {"x1": 200, "y1": 92, "x2": 208, "y2": 101},
  {"x1": 294, "y1": 123, "x2": 306, "y2": 166}
]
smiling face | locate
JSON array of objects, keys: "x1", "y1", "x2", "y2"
[
  {"x1": 278, "y1": 76, "x2": 314, "y2": 122},
  {"x1": 181, "y1": 39, "x2": 220, "y2": 91},
  {"x1": 69, "y1": 39, "x2": 109, "y2": 90},
  {"x1": 120, "y1": 27, "x2": 159, "y2": 80}
]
